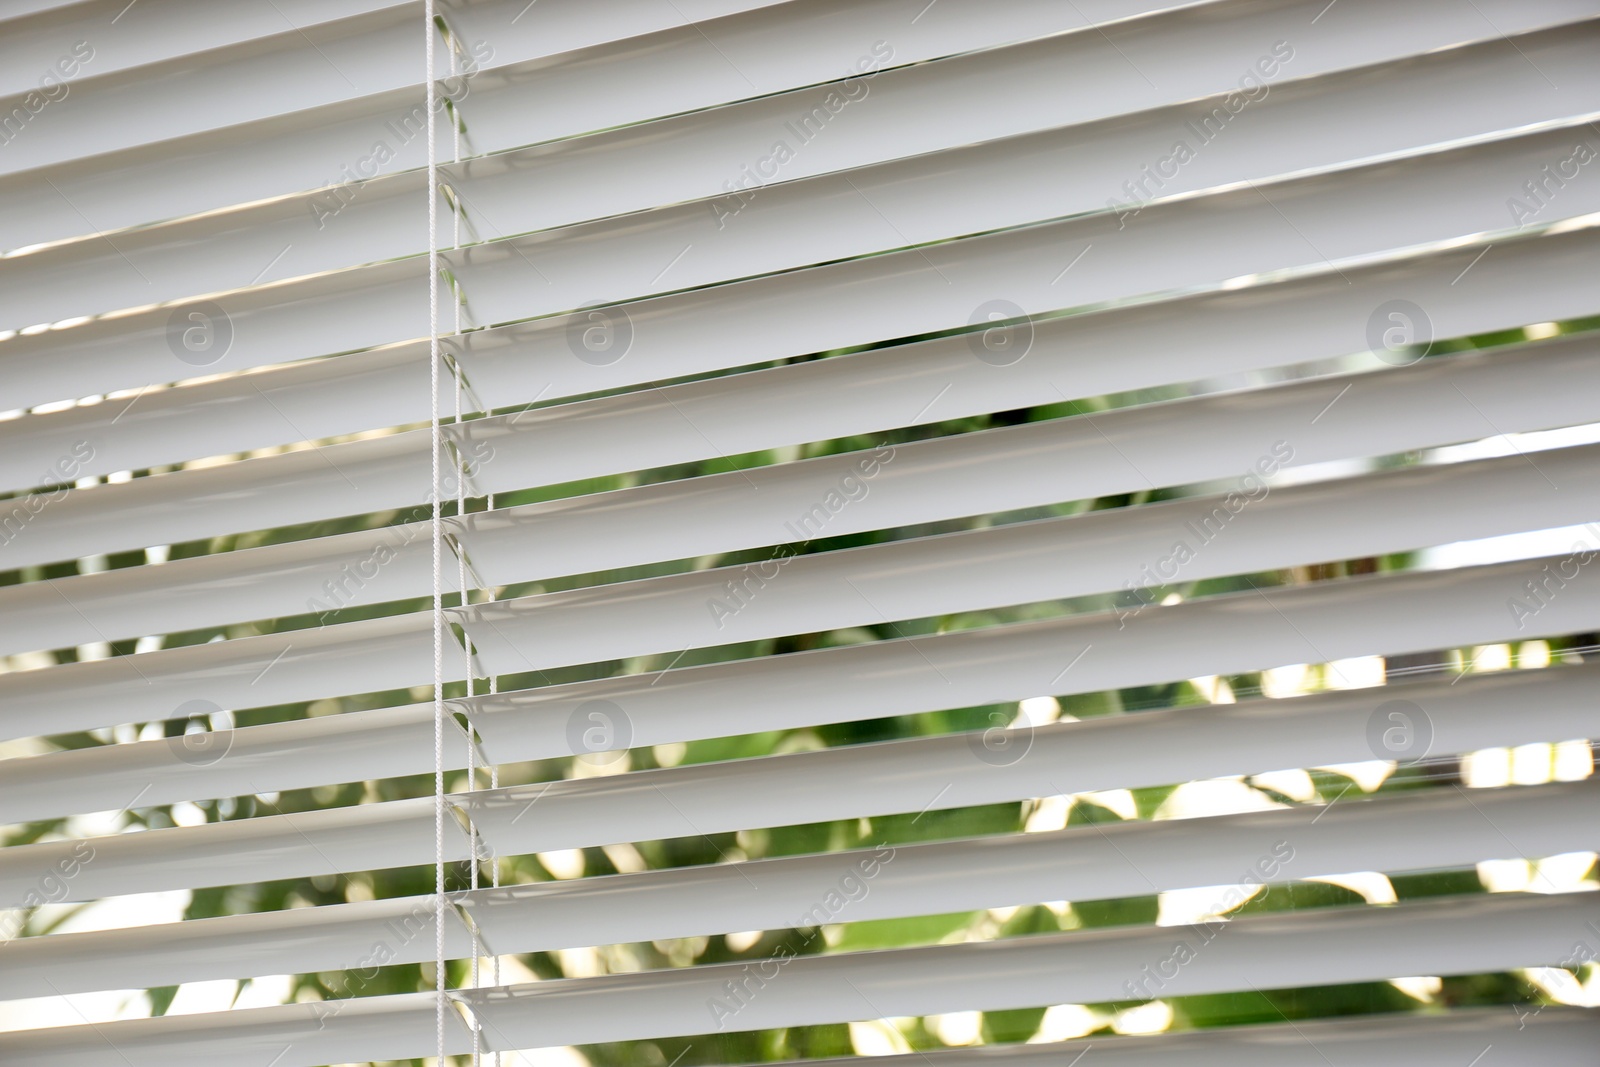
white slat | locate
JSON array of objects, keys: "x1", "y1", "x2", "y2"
[
  {"x1": 1, "y1": 895, "x2": 1579, "y2": 1066},
  {"x1": 0, "y1": 611, "x2": 451, "y2": 744},
  {"x1": 6, "y1": 46, "x2": 1595, "y2": 410},
  {"x1": 457, "y1": 443, "x2": 1600, "y2": 677},
  {"x1": 0, "y1": 894, "x2": 477, "y2": 1000},
  {"x1": 6, "y1": 332, "x2": 1596, "y2": 656},
  {"x1": 466, "y1": 783, "x2": 1599, "y2": 954},
  {"x1": 0, "y1": 0, "x2": 1201, "y2": 251},
  {"x1": 0, "y1": 6, "x2": 423, "y2": 179},
  {"x1": 3, "y1": 600, "x2": 1596, "y2": 825},
  {"x1": 740, "y1": 1012, "x2": 1600, "y2": 1066},
  {"x1": 7, "y1": 134, "x2": 1600, "y2": 567},
  {"x1": 464, "y1": 663, "x2": 1600, "y2": 859},
  {"x1": 3, "y1": 779, "x2": 1590, "y2": 998},
  {"x1": 6, "y1": 221, "x2": 1593, "y2": 500},
  {"x1": 0, "y1": 988, "x2": 471, "y2": 1067},
  {"x1": 1, "y1": 555, "x2": 1593, "y2": 903},
  {"x1": 465, "y1": 895, "x2": 1598, "y2": 1048},
  {"x1": 0, "y1": 795, "x2": 471, "y2": 910},
  {"x1": 4, "y1": 390, "x2": 1598, "y2": 740},
  {"x1": 10, "y1": 1, "x2": 1597, "y2": 331},
  {"x1": 0, "y1": 0, "x2": 407, "y2": 97},
  {"x1": 0, "y1": 0, "x2": 1201, "y2": 305}
]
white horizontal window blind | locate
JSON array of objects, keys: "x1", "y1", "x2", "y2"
[{"x1": 1, "y1": 0, "x2": 1598, "y2": 1064}]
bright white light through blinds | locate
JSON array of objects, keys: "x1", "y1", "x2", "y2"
[{"x1": 1, "y1": 0, "x2": 1599, "y2": 1064}]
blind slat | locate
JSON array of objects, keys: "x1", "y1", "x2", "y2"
[
  {"x1": 3, "y1": 619, "x2": 1591, "y2": 905},
  {"x1": 1, "y1": 1005, "x2": 1592, "y2": 1067},
  {"x1": 0, "y1": 0, "x2": 406, "y2": 97},
  {"x1": 6, "y1": 206, "x2": 1593, "y2": 579},
  {"x1": 0, "y1": 794, "x2": 469, "y2": 911},
  {"x1": 459, "y1": 442, "x2": 1600, "y2": 677},
  {"x1": 4, "y1": 895, "x2": 1575, "y2": 1067},
  {"x1": 468, "y1": 662, "x2": 1592, "y2": 803},
  {"x1": 7, "y1": 221, "x2": 1592, "y2": 501},
  {"x1": 9, "y1": 90, "x2": 1596, "y2": 415},
  {"x1": 5, "y1": 779, "x2": 1590, "y2": 999},
  {"x1": 10, "y1": 7, "x2": 1600, "y2": 407},
  {"x1": 4, "y1": 393, "x2": 1597, "y2": 740},
  {"x1": 0, "y1": 611, "x2": 451, "y2": 744},
  {"x1": 0, "y1": 987, "x2": 471, "y2": 1067},
  {"x1": 6, "y1": 630, "x2": 1594, "y2": 829},
  {"x1": 721, "y1": 1011, "x2": 1600, "y2": 1066},
  {"x1": 0, "y1": 894, "x2": 476, "y2": 1001},
  {"x1": 470, "y1": 895, "x2": 1600, "y2": 1050},
  {"x1": 7, "y1": 331, "x2": 1596, "y2": 655},
  {"x1": 466, "y1": 659, "x2": 1598, "y2": 861},
  {"x1": 0, "y1": 0, "x2": 1251, "y2": 251},
  {"x1": 0, "y1": 703, "x2": 441, "y2": 825},
  {"x1": 11, "y1": 9, "x2": 1596, "y2": 333},
  {"x1": 0, "y1": 0, "x2": 1205, "y2": 302},
  {"x1": 0, "y1": 6, "x2": 423, "y2": 178}
]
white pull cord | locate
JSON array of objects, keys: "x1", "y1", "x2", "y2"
[{"x1": 426, "y1": 3, "x2": 447, "y2": 1065}]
